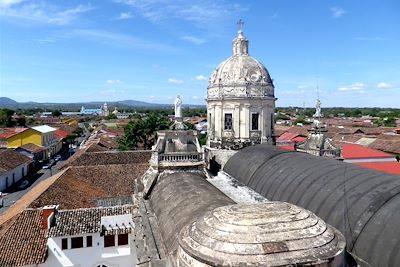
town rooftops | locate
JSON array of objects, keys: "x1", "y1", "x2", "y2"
[
  {"x1": 31, "y1": 125, "x2": 57, "y2": 133},
  {"x1": 0, "y1": 209, "x2": 47, "y2": 266},
  {"x1": 0, "y1": 149, "x2": 32, "y2": 174},
  {"x1": 48, "y1": 205, "x2": 135, "y2": 237},
  {"x1": 0, "y1": 127, "x2": 29, "y2": 139}
]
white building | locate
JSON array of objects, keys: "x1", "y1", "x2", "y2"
[
  {"x1": 0, "y1": 149, "x2": 32, "y2": 191},
  {"x1": 206, "y1": 25, "x2": 276, "y2": 149},
  {"x1": 42, "y1": 205, "x2": 137, "y2": 267}
]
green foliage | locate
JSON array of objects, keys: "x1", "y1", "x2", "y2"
[
  {"x1": 118, "y1": 114, "x2": 171, "y2": 150},
  {"x1": 275, "y1": 113, "x2": 290, "y2": 121},
  {"x1": 199, "y1": 133, "x2": 207, "y2": 146},
  {"x1": 106, "y1": 113, "x2": 117, "y2": 120},
  {"x1": 183, "y1": 121, "x2": 196, "y2": 130},
  {"x1": 52, "y1": 110, "x2": 62, "y2": 117},
  {"x1": 0, "y1": 108, "x2": 15, "y2": 127}
]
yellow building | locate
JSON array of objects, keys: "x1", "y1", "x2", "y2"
[
  {"x1": 1, "y1": 125, "x2": 60, "y2": 158},
  {"x1": 62, "y1": 118, "x2": 79, "y2": 125}
]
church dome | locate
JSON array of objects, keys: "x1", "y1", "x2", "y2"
[
  {"x1": 207, "y1": 29, "x2": 274, "y2": 99},
  {"x1": 177, "y1": 202, "x2": 346, "y2": 267}
]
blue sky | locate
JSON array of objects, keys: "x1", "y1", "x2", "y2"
[{"x1": 0, "y1": 0, "x2": 399, "y2": 107}]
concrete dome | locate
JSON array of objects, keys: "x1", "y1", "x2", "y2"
[
  {"x1": 178, "y1": 202, "x2": 347, "y2": 267},
  {"x1": 207, "y1": 30, "x2": 274, "y2": 99}
]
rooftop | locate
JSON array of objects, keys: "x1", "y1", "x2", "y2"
[
  {"x1": 31, "y1": 125, "x2": 57, "y2": 133},
  {"x1": 0, "y1": 149, "x2": 32, "y2": 174},
  {"x1": 341, "y1": 143, "x2": 394, "y2": 159},
  {"x1": 29, "y1": 163, "x2": 148, "y2": 209},
  {"x1": 0, "y1": 209, "x2": 47, "y2": 266},
  {"x1": 0, "y1": 127, "x2": 28, "y2": 139},
  {"x1": 48, "y1": 205, "x2": 135, "y2": 237},
  {"x1": 18, "y1": 143, "x2": 45, "y2": 153}
]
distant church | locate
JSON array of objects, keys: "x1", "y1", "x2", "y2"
[{"x1": 207, "y1": 21, "x2": 276, "y2": 149}]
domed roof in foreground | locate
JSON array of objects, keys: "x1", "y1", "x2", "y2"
[
  {"x1": 207, "y1": 30, "x2": 274, "y2": 99},
  {"x1": 178, "y1": 202, "x2": 346, "y2": 267}
]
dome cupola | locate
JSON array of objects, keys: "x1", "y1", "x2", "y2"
[{"x1": 207, "y1": 22, "x2": 274, "y2": 100}]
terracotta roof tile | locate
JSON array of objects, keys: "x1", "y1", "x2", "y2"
[
  {"x1": 29, "y1": 163, "x2": 148, "y2": 209},
  {"x1": 48, "y1": 205, "x2": 135, "y2": 237},
  {"x1": 19, "y1": 143, "x2": 45, "y2": 153},
  {"x1": 0, "y1": 149, "x2": 32, "y2": 174},
  {"x1": 0, "y1": 209, "x2": 47, "y2": 266}
]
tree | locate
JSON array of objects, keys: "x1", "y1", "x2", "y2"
[
  {"x1": 52, "y1": 110, "x2": 62, "y2": 117},
  {"x1": 106, "y1": 113, "x2": 117, "y2": 120},
  {"x1": 118, "y1": 114, "x2": 171, "y2": 150},
  {"x1": 0, "y1": 109, "x2": 15, "y2": 127}
]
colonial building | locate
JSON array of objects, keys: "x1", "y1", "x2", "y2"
[
  {"x1": 0, "y1": 149, "x2": 32, "y2": 191},
  {"x1": 207, "y1": 23, "x2": 276, "y2": 149}
]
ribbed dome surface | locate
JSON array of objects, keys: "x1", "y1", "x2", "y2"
[
  {"x1": 178, "y1": 202, "x2": 346, "y2": 267},
  {"x1": 207, "y1": 31, "x2": 274, "y2": 99}
]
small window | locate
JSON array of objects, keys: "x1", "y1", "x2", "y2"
[
  {"x1": 104, "y1": 235, "x2": 115, "y2": 247},
  {"x1": 86, "y1": 236, "x2": 92, "y2": 247},
  {"x1": 118, "y1": 234, "x2": 129, "y2": 246},
  {"x1": 252, "y1": 113, "x2": 259, "y2": 130},
  {"x1": 71, "y1": 237, "x2": 83, "y2": 249},
  {"x1": 61, "y1": 238, "x2": 68, "y2": 250},
  {"x1": 224, "y1": 113, "x2": 233, "y2": 130}
]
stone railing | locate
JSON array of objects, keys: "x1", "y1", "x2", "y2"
[{"x1": 158, "y1": 152, "x2": 203, "y2": 162}]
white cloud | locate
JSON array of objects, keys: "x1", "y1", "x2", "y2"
[
  {"x1": 168, "y1": 78, "x2": 184, "y2": 84},
  {"x1": 107, "y1": 79, "x2": 123, "y2": 84},
  {"x1": 181, "y1": 36, "x2": 206, "y2": 45},
  {"x1": 330, "y1": 7, "x2": 346, "y2": 18},
  {"x1": 192, "y1": 95, "x2": 199, "y2": 99},
  {"x1": 114, "y1": 0, "x2": 246, "y2": 29},
  {"x1": 0, "y1": 0, "x2": 25, "y2": 8},
  {"x1": 193, "y1": 75, "x2": 207, "y2": 81},
  {"x1": 149, "y1": 95, "x2": 155, "y2": 99},
  {"x1": 116, "y1": 12, "x2": 133, "y2": 20},
  {"x1": 377, "y1": 82, "x2": 398, "y2": 89},
  {"x1": 70, "y1": 29, "x2": 178, "y2": 52},
  {"x1": 0, "y1": 2, "x2": 93, "y2": 25},
  {"x1": 338, "y1": 82, "x2": 366, "y2": 92}
]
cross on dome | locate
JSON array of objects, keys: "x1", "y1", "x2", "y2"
[{"x1": 237, "y1": 19, "x2": 244, "y2": 32}]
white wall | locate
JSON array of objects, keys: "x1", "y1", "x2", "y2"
[
  {"x1": 0, "y1": 163, "x2": 29, "y2": 191},
  {"x1": 42, "y1": 232, "x2": 137, "y2": 267}
]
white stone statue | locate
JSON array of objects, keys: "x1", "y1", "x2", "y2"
[
  {"x1": 313, "y1": 99, "x2": 322, "y2": 118},
  {"x1": 174, "y1": 95, "x2": 182, "y2": 118}
]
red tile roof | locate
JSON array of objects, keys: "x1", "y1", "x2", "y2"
[
  {"x1": 55, "y1": 128, "x2": 68, "y2": 139},
  {"x1": 0, "y1": 209, "x2": 47, "y2": 266},
  {"x1": 0, "y1": 128, "x2": 28, "y2": 139},
  {"x1": 277, "y1": 145, "x2": 295, "y2": 151},
  {"x1": 354, "y1": 162, "x2": 400, "y2": 175},
  {"x1": 276, "y1": 132, "x2": 305, "y2": 143},
  {"x1": 341, "y1": 144, "x2": 394, "y2": 159}
]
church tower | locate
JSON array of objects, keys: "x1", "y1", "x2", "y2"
[{"x1": 207, "y1": 21, "x2": 276, "y2": 149}]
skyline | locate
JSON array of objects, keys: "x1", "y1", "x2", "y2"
[{"x1": 0, "y1": 0, "x2": 399, "y2": 107}]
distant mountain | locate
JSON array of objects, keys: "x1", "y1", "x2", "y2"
[
  {"x1": 0, "y1": 97, "x2": 19, "y2": 108},
  {"x1": 0, "y1": 97, "x2": 206, "y2": 110}
]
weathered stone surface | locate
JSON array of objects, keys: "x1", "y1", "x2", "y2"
[
  {"x1": 223, "y1": 144, "x2": 400, "y2": 267},
  {"x1": 178, "y1": 202, "x2": 346, "y2": 267},
  {"x1": 149, "y1": 172, "x2": 234, "y2": 257}
]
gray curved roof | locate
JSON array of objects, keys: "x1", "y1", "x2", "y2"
[
  {"x1": 149, "y1": 172, "x2": 234, "y2": 256},
  {"x1": 223, "y1": 144, "x2": 400, "y2": 267}
]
